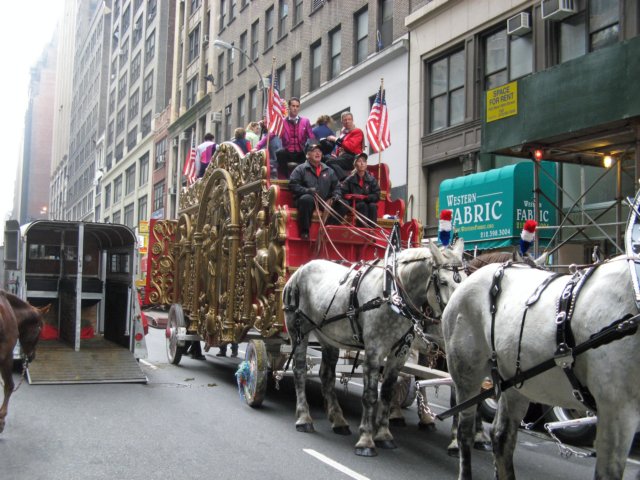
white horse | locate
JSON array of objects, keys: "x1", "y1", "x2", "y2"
[
  {"x1": 442, "y1": 258, "x2": 640, "y2": 479},
  {"x1": 283, "y1": 241, "x2": 465, "y2": 457}
]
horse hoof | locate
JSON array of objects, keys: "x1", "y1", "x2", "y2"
[
  {"x1": 332, "y1": 425, "x2": 351, "y2": 436},
  {"x1": 296, "y1": 423, "x2": 315, "y2": 433},
  {"x1": 389, "y1": 417, "x2": 406, "y2": 427},
  {"x1": 355, "y1": 447, "x2": 378, "y2": 457},
  {"x1": 418, "y1": 422, "x2": 437, "y2": 432},
  {"x1": 474, "y1": 441, "x2": 492, "y2": 452},
  {"x1": 447, "y1": 447, "x2": 460, "y2": 457},
  {"x1": 375, "y1": 439, "x2": 397, "y2": 449}
]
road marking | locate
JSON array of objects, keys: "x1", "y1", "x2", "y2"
[
  {"x1": 303, "y1": 449, "x2": 370, "y2": 480},
  {"x1": 139, "y1": 359, "x2": 157, "y2": 370}
]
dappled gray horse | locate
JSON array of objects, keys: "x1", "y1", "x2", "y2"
[
  {"x1": 443, "y1": 258, "x2": 640, "y2": 479},
  {"x1": 283, "y1": 241, "x2": 465, "y2": 457}
]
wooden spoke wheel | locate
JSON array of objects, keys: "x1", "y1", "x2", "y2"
[
  {"x1": 242, "y1": 339, "x2": 269, "y2": 407},
  {"x1": 166, "y1": 304, "x2": 186, "y2": 365}
]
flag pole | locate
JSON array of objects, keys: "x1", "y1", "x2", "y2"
[
  {"x1": 377, "y1": 78, "x2": 384, "y2": 182},
  {"x1": 265, "y1": 57, "x2": 276, "y2": 180}
]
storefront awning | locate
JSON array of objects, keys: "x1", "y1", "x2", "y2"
[{"x1": 438, "y1": 162, "x2": 557, "y2": 250}]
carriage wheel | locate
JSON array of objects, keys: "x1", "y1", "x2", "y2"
[
  {"x1": 544, "y1": 407, "x2": 596, "y2": 446},
  {"x1": 398, "y1": 375, "x2": 418, "y2": 409},
  {"x1": 166, "y1": 304, "x2": 186, "y2": 365},
  {"x1": 242, "y1": 339, "x2": 269, "y2": 407}
]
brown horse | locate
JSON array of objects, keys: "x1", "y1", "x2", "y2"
[{"x1": 0, "y1": 290, "x2": 49, "y2": 432}]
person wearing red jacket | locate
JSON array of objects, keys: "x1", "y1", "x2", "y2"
[{"x1": 326, "y1": 111, "x2": 365, "y2": 180}]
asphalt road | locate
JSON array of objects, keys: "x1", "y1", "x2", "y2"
[{"x1": 1, "y1": 326, "x2": 638, "y2": 480}]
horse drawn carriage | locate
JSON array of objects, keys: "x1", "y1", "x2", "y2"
[{"x1": 145, "y1": 143, "x2": 423, "y2": 406}]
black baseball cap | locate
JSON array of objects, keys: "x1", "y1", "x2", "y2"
[{"x1": 305, "y1": 142, "x2": 322, "y2": 153}]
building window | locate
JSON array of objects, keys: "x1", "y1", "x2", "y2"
[
  {"x1": 153, "y1": 181, "x2": 164, "y2": 211},
  {"x1": 108, "y1": 121, "x2": 114, "y2": 144},
  {"x1": 292, "y1": 54, "x2": 301, "y2": 98},
  {"x1": 557, "y1": 0, "x2": 619, "y2": 63},
  {"x1": 109, "y1": 89, "x2": 116, "y2": 114},
  {"x1": 106, "y1": 152, "x2": 113, "y2": 170},
  {"x1": 139, "y1": 153, "x2": 149, "y2": 186},
  {"x1": 130, "y1": 52, "x2": 141, "y2": 82},
  {"x1": 118, "y1": 75, "x2": 127, "y2": 102},
  {"x1": 378, "y1": 0, "x2": 392, "y2": 50},
  {"x1": 124, "y1": 203, "x2": 135, "y2": 228},
  {"x1": 112, "y1": 210, "x2": 122, "y2": 224},
  {"x1": 238, "y1": 31, "x2": 247, "y2": 71},
  {"x1": 355, "y1": 8, "x2": 368, "y2": 64},
  {"x1": 293, "y1": 0, "x2": 303, "y2": 25},
  {"x1": 134, "y1": 0, "x2": 142, "y2": 12},
  {"x1": 219, "y1": 0, "x2": 226, "y2": 31},
  {"x1": 329, "y1": 27, "x2": 341, "y2": 79},
  {"x1": 310, "y1": 42, "x2": 321, "y2": 91},
  {"x1": 128, "y1": 89, "x2": 140, "y2": 121},
  {"x1": 484, "y1": 28, "x2": 532, "y2": 90},
  {"x1": 119, "y1": 38, "x2": 129, "y2": 67},
  {"x1": 143, "y1": 71, "x2": 153, "y2": 104},
  {"x1": 249, "y1": 87, "x2": 257, "y2": 123},
  {"x1": 114, "y1": 176, "x2": 123, "y2": 202},
  {"x1": 116, "y1": 141, "x2": 124, "y2": 162},
  {"x1": 213, "y1": 55, "x2": 222, "y2": 90},
  {"x1": 278, "y1": 0, "x2": 288, "y2": 38},
  {"x1": 265, "y1": 7, "x2": 274, "y2": 49},
  {"x1": 132, "y1": 15, "x2": 143, "y2": 46},
  {"x1": 141, "y1": 111, "x2": 152, "y2": 137},
  {"x1": 250, "y1": 20, "x2": 259, "y2": 61},
  {"x1": 237, "y1": 95, "x2": 246, "y2": 130},
  {"x1": 105, "y1": 184, "x2": 111, "y2": 208},
  {"x1": 276, "y1": 65, "x2": 286, "y2": 100},
  {"x1": 188, "y1": 24, "x2": 200, "y2": 63},
  {"x1": 429, "y1": 48, "x2": 465, "y2": 132},
  {"x1": 191, "y1": 0, "x2": 201, "y2": 14},
  {"x1": 145, "y1": 30, "x2": 155, "y2": 65},
  {"x1": 186, "y1": 75, "x2": 198, "y2": 108},
  {"x1": 155, "y1": 138, "x2": 167, "y2": 169},
  {"x1": 137, "y1": 195, "x2": 147, "y2": 224},
  {"x1": 147, "y1": 0, "x2": 157, "y2": 24},
  {"x1": 226, "y1": 48, "x2": 233, "y2": 81},
  {"x1": 127, "y1": 126, "x2": 138, "y2": 151},
  {"x1": 116, "y1": 107, "x2": 126, "y2": 134},
  {"x1": 224, "y1": 104, "x2": 232, "y2": 140},
  {"x1": 125, "y1": 165, "x2": 136, "y2": 195},
  {"x1": 229, "y1": 0, "x2": 236, "y2": 22},
  {"x1": 122, "y1": 5, "x2": 131, "y2": 33}
]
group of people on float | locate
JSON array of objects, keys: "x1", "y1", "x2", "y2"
[{"x1": 194, "y1": 96, "x2": 381, "y2": 241}]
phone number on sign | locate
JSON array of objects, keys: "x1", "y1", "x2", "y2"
[{"x1": 479, "y1": 228, "x2": 510, "y2": 239}]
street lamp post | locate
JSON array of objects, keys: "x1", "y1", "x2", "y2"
[{"x1": 213, "y1": 39, "x2": 268, "y2": 118}]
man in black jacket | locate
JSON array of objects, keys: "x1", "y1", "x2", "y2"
[
  {"x1": 338, "y1": 153, "x2": 381, "y2": 226},
  {"x1": 289, "y1": 143, "x2": 341, "y2": 239}
]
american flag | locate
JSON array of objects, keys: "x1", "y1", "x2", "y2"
[
  {"x1": 182, "y1": 132, "x2": 197, "y2": 185},
  {"x1": 366, "y1": 87, "x2": 391, "y2": 153},
  {"x1": 266, "y1": 74, "x2": 287, "y2": 137}
]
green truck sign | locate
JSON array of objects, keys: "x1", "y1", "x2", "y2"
[{"x1": 438, "y1": 162, "x2": 556, "y2": 249}]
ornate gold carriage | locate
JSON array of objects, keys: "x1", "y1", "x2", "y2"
[{"x1": 146, "y1": 143, "x2": 421, "y2": 405}]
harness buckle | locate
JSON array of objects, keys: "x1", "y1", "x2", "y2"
[
  {"x1": 572, "y1": 389, "x2": 585, "y2": 403},
  {"x1": 555, "y1": 311, "x2": 567, "y2": 324},
  {"x1": 554, "y1": 343, "x2": 573, "y2": 368}
]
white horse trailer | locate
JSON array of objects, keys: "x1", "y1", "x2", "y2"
[{"x1": 4, "y1": 220, "x2": 147, "y2": 384}]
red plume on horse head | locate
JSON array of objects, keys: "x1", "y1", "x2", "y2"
[{"x1": 438, "y1": 209, "x2": 453, "y2": 247}]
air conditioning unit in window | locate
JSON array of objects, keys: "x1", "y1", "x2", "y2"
[
  {"x1": 507, "y1": 12, "x2": 531, "y2": 36},
  {"x1": 180, "y1": 132, "x2": 188, "y2": 140},
  {"x1": 225, "y1": 105, "x2": 232, "y2": 115},
  {"x1": 172, "y1": 138, "x2": 179, "y2": 147},
  {"x1": 541, "y1": 0, "x2": 577, "y2": 21},
  {"x1": 202, "y1": 35, "x2": 209, "y2": 45},
  {"x1": 210, "y1": 111, "x2": 222, "y2": 123},
  {"x1": 169, "y1": 186, "x2": 177, "y2": 195}
]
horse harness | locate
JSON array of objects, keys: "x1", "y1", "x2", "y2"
[
  {"x1": 438, "y1": 260, "x2": 640, "y2": 421},
  {"x1": 489, "y1": 262, "x2": 599, "y2": 412}
]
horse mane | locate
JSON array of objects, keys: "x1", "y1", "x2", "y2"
[
  {"x1": 397, "y1": 247, "x2": 431, "y2": 264},
  {"x1": 466, "y1": 251, "x2": 517, "y2": 274}
]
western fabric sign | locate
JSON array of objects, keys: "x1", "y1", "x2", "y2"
[{"x1": 438, "y1": 162, "x2": 556, "y2": 249}]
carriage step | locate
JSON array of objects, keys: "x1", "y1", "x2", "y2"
[
  {"x1": 415, "y1": 377, "x2": 454, "y2": 389},
  {"x1": 544, "y1": 415, "x2": 598, "y2": 431}
]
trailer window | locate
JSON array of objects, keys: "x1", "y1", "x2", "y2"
[
  {"x1": 28, "y1": 244, "x2": 61, "y2": 260},
  {"x1": 109, "y1": 253, "x2": 131, "y2": 273}
]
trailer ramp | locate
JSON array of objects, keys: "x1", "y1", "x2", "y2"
[{"x1": 27, "y1": 338, "x2": 147, "y2": 385}]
